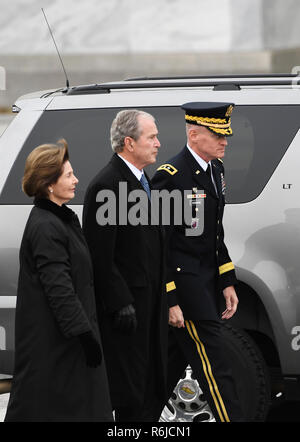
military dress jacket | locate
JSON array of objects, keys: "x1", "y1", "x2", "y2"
[
  {"x1": 152, "y1": 146, "x2": 237, "y2": 320},
  {"x1": 82, "y1": 154, "x2": 169, "y2": 409}
]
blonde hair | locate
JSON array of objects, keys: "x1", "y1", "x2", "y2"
[{"x1": 22, "y1": 139, "x2": 69, "y2": 198}]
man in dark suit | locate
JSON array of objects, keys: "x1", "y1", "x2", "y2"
[
  {"x1": 82, "y1": 109, "x2": 173, "y2": 422},
  {"x1": 152, "y1": 102, "x2": 244, "y2": 422}
]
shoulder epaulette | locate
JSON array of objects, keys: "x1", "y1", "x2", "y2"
[{"x1": 156, "y1": 164, "x2": 178, "y2": 175}]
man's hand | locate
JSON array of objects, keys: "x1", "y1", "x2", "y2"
[
  {"x1": 222, "y1": 285, "x2": 239, "y2": 320},
  {"x1": 169, "y1": 305, "x2": 185, "y2": 328},
  {"x1": 113, "y1": 303, "x2": 137, "y2": 333}
]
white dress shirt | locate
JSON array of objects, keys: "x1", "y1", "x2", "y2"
[
  {"x1": 117, "y1": 154, "x2": 144, "y2": 181},
  {"x1": 186, "y1": 144, "x2": 217, "y2": 194}
]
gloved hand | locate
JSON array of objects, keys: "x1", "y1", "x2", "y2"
[
  {"x1": 78, "y1": 330, "x2": 102, "y2": 368},
  {"x1": 112, "y1": 303, "x2": 137, "y2": 334}
]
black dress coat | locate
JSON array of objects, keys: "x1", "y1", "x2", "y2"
[
  {"x1": 5, "y1": 198, "x2": 113, "y2": 422},
  {"x1": 82, "y1": 154, "x2": 168, "y2": 409},
  {"x1": 152, "y1": 146, "x2": 238, "y2": 320}
]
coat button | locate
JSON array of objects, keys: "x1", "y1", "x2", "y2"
[{"x1": 177, "y1": 267, "x2": 181, "y2": 272}]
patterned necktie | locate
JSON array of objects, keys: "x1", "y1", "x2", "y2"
[{"x1": 140, "y1": 173, "x2": 151, "y2": 200}]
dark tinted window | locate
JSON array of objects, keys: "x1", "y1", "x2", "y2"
[
  {"x1": 0, "y1": 105, "x2": 299, "y2": 204},
  {"x1": 225, "y1": 105, "x2": 300, "y2": 203}
]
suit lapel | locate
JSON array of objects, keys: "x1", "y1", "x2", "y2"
[
  {"x1": 110, "y1": 154, "x2": 154, "y2": 221},
  {"x1": 110, "y1": 154, "x2": 144, "y2": 192}
]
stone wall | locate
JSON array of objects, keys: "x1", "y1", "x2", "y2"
[{"x1": 1, "y1": 0, "x2": 300, "y2": 107}]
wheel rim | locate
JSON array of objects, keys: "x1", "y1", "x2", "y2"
[{"x1": 160, "y1": 366, "x2": 215, "y2": 422}]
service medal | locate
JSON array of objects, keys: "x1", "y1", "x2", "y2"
[{"x1": 191, "y1": 218, "x2": 199, "y2": 229}]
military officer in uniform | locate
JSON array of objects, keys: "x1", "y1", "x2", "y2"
[{"x1": 152, "y1": 102, "x2": 244, "y2": 422}]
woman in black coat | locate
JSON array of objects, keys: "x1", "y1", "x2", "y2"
[{"x1": 5, "y1": 139, "x2": 113, "y2": 422}]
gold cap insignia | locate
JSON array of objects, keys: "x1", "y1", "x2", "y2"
[{"x1": 225, "y1": 105, "x2": 234, "y2": 117}]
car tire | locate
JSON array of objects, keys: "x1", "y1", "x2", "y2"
[
  {"x1": 160, "y1": 324, "x2": 271, "y2": 422},
  {"x1": 222, "y1": 324, "x2": 271, "y2": 422}
]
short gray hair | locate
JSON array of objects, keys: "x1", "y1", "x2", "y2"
[{"x1": 110, "y1": 109, "x2": 155, "y2": 153}]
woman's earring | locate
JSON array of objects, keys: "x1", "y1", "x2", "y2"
[{"x1": 49, "y1": 188, "x2": 53, "y2": 193}]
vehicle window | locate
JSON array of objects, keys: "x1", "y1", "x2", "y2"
[
  {"x1": 225, "y1": 105, "x2": 300, "y2": 203},
  {"x1": 0, "y1": 105, "x2": 299, "y2": 205}
]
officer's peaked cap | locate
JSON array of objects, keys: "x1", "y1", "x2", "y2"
[{"x1": 181, "y1": 102, "x2": 235, "y2": 137}]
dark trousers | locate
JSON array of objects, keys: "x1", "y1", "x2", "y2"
[
  {"x1": 166, "y1": 320, "x2": 244, "y2": 422},
  {"x1": 114, "y1": 328, "x2": 163, "y2": 422},
  {"x1": 115, "y1": 279, "x2": 165, "y2": 422},
  {"x1": 114, "y1": 371, "x2": 162, "y2": 422}
]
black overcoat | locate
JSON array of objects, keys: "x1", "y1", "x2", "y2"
[
  {"x1": 152, "y1": 146, "x2": 238, "y2": 320},
  {"x1": 5, "y1": 198, "x2": 113, "y2": 422},
  {"x1": 82, "y1": 154, "x2": 168, "y2": 409}
]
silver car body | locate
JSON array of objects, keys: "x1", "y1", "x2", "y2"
[{"x1": 0, "y1": 76, "x2": 300, "y2": 393}]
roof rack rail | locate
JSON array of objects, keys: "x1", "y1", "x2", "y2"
[
  {"x1": 66, "y1": 84, "x2": 110, "y2": 95},
  {"x1": 125, "y1": 73, "x2": 300, "y2": 81},
  {"x1": 64, "y1": 75, "x2": 300, "y2": 95}
]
